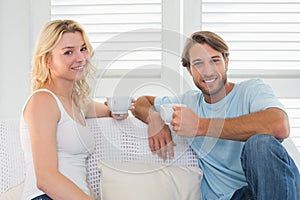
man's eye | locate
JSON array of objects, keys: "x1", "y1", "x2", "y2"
[
  {"x1": 193, "y1": 62, "x2": 203, "y2": 67},
  {"x1": 211, "y1": 59, "x2": 220, "y2": 63},
  {"x1": 64, "y1": 51, "x2": 72, "y2": 55}
]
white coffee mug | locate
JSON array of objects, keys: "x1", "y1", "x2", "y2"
[
  {"x1": 106, "y1": 96, "x2": 132, "y2": 114},
  {"x1": 160, "y1": 103, "x2": 187, "y2": 124}
]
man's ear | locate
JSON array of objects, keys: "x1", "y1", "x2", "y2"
[
  {"x1": 225, "y1": 57, "x2": 229, "y2": 72},
  {"x1": 186, "y1": 66, "x2": 192, "y2": 75}
]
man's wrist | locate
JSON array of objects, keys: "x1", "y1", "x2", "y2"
[{"x1": 146, "y1": 111, "x2": 162, "y2": 124}]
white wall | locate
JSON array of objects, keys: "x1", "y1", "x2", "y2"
[
  {"x1": 0, "y1": 0, "x2": 31, "y2": 119},
  {"x1": 0, "y1": 0, "x2": 49, "y2": 120}
]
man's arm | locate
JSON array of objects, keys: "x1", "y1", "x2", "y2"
[
  {"x1": 131, "y1": 96, "x2": 155, "y2": 123},
  {"x1": 132, "y1": 96, "x2": 174, "y2": 160},
  {"x1": 172, "y1": 106, "x2": 290, "y2": 141}
]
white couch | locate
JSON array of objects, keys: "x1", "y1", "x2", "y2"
[
  {"x1": 0, "y1": 118, "x2": 201, "y2": 200},
  {"x1": 1, "y1": 117, "x2": 299, "y2": 200}
]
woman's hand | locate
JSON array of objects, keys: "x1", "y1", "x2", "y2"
[
  {"x1": 111, "y1": 113, "x2": 129, "y2": 120},
  {"x1": 106, "y1": 98, "x2": 135, "y2": 120}
]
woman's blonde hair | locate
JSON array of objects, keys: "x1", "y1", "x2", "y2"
[{"x1": 31, "y1": 19, "x2": 95, "y2": 109}]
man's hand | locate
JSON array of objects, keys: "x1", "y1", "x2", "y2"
[
  {"x1": 147, "y1": 112, "x2": 175, "y2": 160},
  {"x1": 171, "y1": 106, "x2": 204, "y2": 137}
]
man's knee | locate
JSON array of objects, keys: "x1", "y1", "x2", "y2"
[{"x1": 242, "y1": 134, "x2": 285, "y2": 163}]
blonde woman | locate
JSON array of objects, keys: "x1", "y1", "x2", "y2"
[{"x1": 20, "y1": 20, "x2": 126, "y2": 200}]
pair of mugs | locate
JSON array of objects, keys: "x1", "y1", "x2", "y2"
[{"x1": 107, "y1": 96, "x2": 186, "y2": 124}]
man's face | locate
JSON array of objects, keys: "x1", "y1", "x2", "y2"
[{"x1": 188, "y1": 43, "x2": 229, "y2": 102}]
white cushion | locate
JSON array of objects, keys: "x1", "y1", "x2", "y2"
[
  {"x1": 0, "y1": 182, "x2": 24, "y2": 200},
  {"x1": 99, "y1": 161, "x2": 203, "y2": 200}
]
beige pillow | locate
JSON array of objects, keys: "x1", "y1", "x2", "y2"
[
  {"x1": 0, "y1": 182, "x2": 24, "y2": 200},
  {"x1": 99, "y1": 161, "x2": 203, "y2": 200}
]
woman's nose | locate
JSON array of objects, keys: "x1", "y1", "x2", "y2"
[{"x1": 75, "y1": 51, "x2": 86, "y2": 62}]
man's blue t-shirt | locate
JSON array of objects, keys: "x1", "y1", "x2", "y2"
[{"x1": 154, "y1": 79, "x2": 285, "y2": 200}]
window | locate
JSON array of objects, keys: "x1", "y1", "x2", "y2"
[
  {"x1": 201, "y1": 0, "x2": 300, "y2": 73},
  {"x1": 49, "y1": 0, "x2": 183, "y2": 98},
  {"x1": 51, "y1": 0, "x2": 162, "y2": 72}
]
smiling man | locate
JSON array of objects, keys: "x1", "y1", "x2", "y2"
[{"x1": 132, "y1": 31, "x2": 300, "y2": 200}]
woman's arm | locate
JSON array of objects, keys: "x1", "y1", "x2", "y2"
[
  {"x1": 85, "y1": 101, "x2": 111, "y2": 118},
  {"x1": 23, "y1": 92, "x2": 92, "y2": 200}
]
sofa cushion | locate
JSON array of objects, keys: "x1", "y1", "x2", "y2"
[
  {"x1": 0, "y1": 181, "x2": 24, "y2": 200},
  {"x1": 99, "y1": 160, "x2": 203, "y2": 200}
]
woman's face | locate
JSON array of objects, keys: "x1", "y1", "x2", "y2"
[{"x1": 47, "y1": 31, "x2": 88, "y2": 82}]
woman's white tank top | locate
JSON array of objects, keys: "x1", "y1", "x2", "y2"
[{"x1": 20, "y1": 89, "x2": 95, "y2": 199}]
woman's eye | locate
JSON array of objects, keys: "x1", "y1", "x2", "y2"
[
  {"x1": 64, "y1": 51, "x2": 72, "y2": 55},
  {"x1": 81, "y1": 47, "x2": 87, "y2": 52}
]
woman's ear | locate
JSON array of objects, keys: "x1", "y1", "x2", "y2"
[{"x1": 46, "y1": 57, "x2": 51, "y2": 69}]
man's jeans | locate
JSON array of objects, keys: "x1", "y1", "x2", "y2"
[
  {"x1": 31, "y1": 194, "x2": 52, "y2": 200},
  {"x1": 231, "y1": 134, "x2": 300, "y2": 200}
]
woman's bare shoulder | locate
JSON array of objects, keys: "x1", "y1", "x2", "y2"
[{"x1": 23, "y1": 91, "x2": 60, "y2": 123}]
